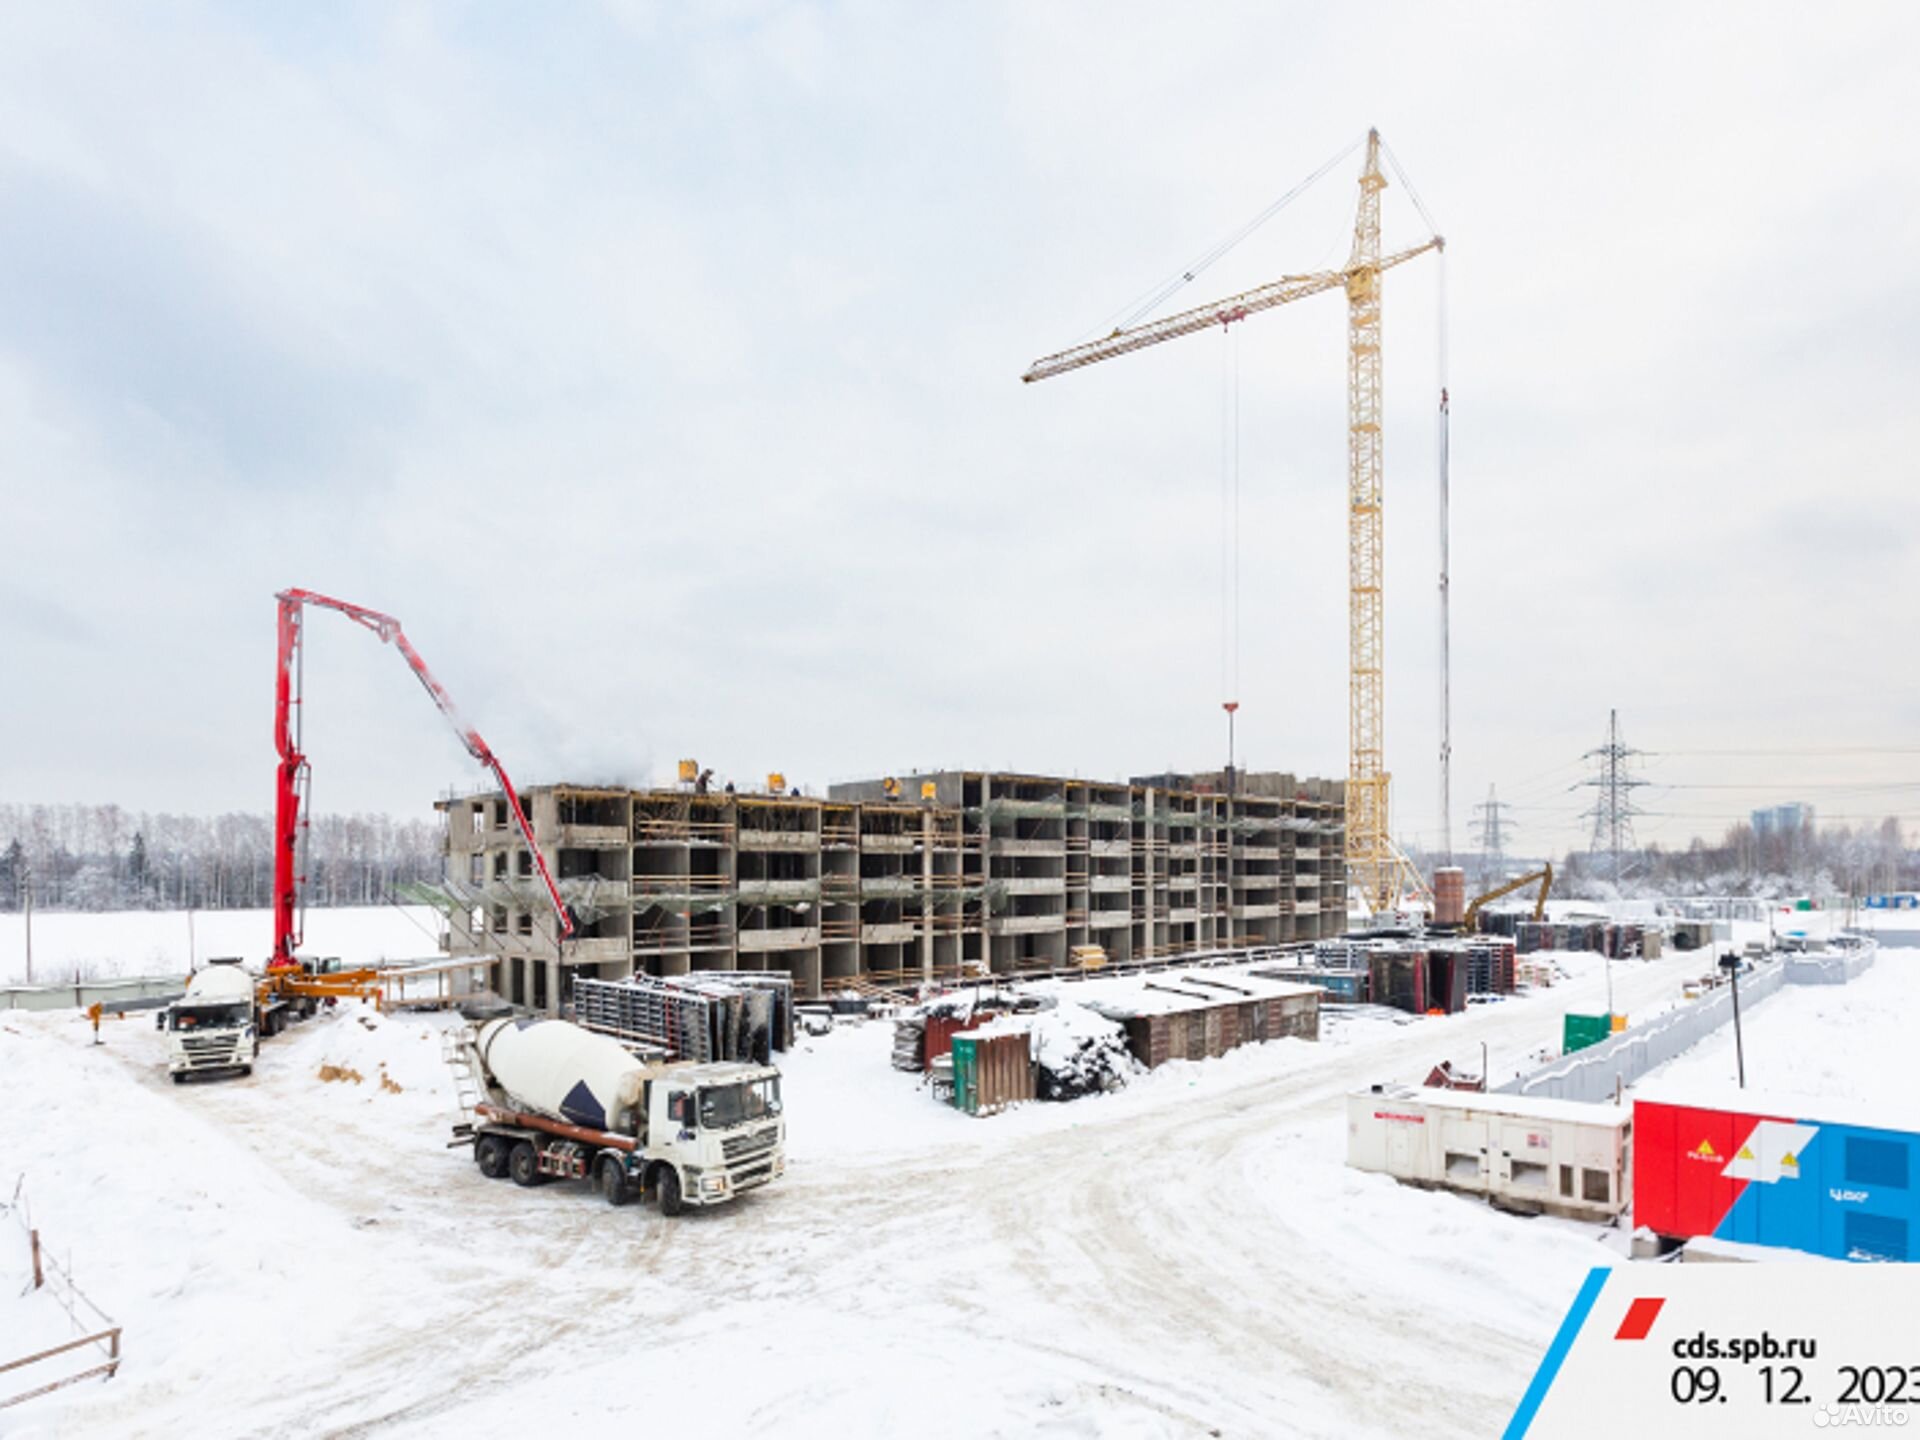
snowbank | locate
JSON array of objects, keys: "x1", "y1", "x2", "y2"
[{"x1": 971, "y1": 999, "x2": 1136, "y2": 1101}]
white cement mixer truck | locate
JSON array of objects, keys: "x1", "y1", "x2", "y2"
[
  {"x1": 160, "y1": 960, "x2": 263, "y2": 1081},
  {"x1": 458, "y1": 1017, "x2": 785, "y2": 1215}
]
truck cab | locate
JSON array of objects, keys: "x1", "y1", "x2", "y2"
[
  {"x1": 639, "y1": 1062, "x2": 786, "y2": 1209},
  {"x1": 160, "y1": 960, "x2": 259, "y2": 1082}
]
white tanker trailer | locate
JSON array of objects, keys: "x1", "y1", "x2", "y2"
[{"x1": 459, "y1": 1017, "x2": 785, "y2": 1215}]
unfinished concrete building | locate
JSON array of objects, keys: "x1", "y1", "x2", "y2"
[{"x1": 434, "y1": 769, "x2": 1345, "y2": 1011}]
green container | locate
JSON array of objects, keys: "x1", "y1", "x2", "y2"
[
  {"x1": 1563, "y1": 1013, "x2": 1615, "y2": 1054},
  {"x1": 951, "y1": 1035, "x2": 978, "y2": 1114}
]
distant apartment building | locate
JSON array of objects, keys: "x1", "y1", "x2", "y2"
[{"x1": 1751, "y1": 803, "x2": 1815, "y2": 837}]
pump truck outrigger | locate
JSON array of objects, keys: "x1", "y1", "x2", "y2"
[{"x1": 455, "y1": 1017, "x2": 786, "y2": 1215}]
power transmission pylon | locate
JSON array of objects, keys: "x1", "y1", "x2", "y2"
[
  {"x1": 1471, "y1": 784, "x2": 1511, "y2": 886},
  {"x1": 1580, "y1": 709, "x2": 1649, "y2": 887}
]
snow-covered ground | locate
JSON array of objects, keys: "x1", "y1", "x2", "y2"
[
  {"x1": 1640, "y1": 943, "x2": 1917, "y2": 1105},
  {"x1": 0, "y1": 911, "x2": 1743, "y2": 1440},
  {"x1": 0, "y1": 906, "x2": 442, "y2": 985}
]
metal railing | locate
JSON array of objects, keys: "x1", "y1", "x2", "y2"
[{"x1": 1, "y1": 1178, "x2": 122, "y2": 1411}]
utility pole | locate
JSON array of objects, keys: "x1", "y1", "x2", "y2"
[
  {"x1": 1579, "y1": 709, "x2": 1649, "y2": 888},
  {"x1": 1471, "y1": 785, "x2": 1511, "y2": 887},
  {"x1": 21, "y1": 863, "x2": 31, "y2": 987},
  {"x1": 1720, "y1": 951, "x2": 1747, "y2": 1088}
]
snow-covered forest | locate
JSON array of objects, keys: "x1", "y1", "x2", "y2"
[
  {"x1": 1430, "y1": 814, "x2": 1917, "y2": 900},
  {"x1": 0, "y1": 803, "x2": 439, "y2": 911}
]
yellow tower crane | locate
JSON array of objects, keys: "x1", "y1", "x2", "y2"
[{"x1": 1022, "y1": 129, "x2": 1440, "y2": 917}]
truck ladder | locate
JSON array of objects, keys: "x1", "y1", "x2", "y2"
[{"x1": 441, "y1": 1024, "x2": 485, "y2": 1141}]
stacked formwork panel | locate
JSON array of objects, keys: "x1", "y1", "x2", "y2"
[{"x1": 573, "y1": 972, "x2": 794, "y2": 1064}]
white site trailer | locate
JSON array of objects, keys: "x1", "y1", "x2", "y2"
[{"x1": 1346, "y1": 1085, "x2": 1632, "y2": 1221}]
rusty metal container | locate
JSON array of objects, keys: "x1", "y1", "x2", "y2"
[{"x1": 951, "y1": 1030, "x2": 1035, "y2": 1116}]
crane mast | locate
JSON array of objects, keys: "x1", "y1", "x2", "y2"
[
  {"x1": 1023, "y1": 128, "x2": 1438, "y2": 916},
  {"x1": 1344, "y1": 131, "x2": 1412, "y2": 914}
]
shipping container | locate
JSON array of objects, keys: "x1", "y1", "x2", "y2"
[
  {"x1": 1346, "y1": 1085, "x2": 1631, "y2": 1220},
  {"x1": 1634, "y1": 1092, "x2": 1920, "y2": 1261},
  {"x1": 922, "y1": 1011, "x2": 977, "y2": 1070}
]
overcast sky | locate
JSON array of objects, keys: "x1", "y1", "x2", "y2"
[{"x1": 4, "y1": 2, "x2": 1918, "y2": 858}]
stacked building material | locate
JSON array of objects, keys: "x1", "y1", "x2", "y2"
[
  {"x1": 1516, "y1": 957, "x2": 1557, "y2": 988},
  {"x1": 573, "y1": 972, "x2": 794, "y2": 1064},
  {"x1": 1312, "y1": 939, "x2": 1376, "y2": 972},
  {"x1": 1368, "y1": 949, "x2": 1428, "y2": 1014},
  {"x1": 1599, "y1": 922, "x2": 1655, "y2": 958},
  {"x1": 1475, "y1": 910, "x2": 1521, "y2": 939},
  {"x1": 891, "y1": 1015, "x2": 925, "y2": 1071},
  {"x1": 1460, "y1": 937, "x2": 1517, "y2": 996},
  {"x1": 1514, "y1": 919, "x2": 1610, "y2": 954},
  {"x1": 1670, "y1": 919, "x2": 1715, "y2": 951}
]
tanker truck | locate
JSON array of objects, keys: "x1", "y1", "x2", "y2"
[{"x1": 458, "y1": 1017, "x2": 785, "y2": 1215}]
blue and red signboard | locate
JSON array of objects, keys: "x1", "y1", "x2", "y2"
[{"x1": 1634, "y1": 1099, "x2": 1918, "y2": 1262}]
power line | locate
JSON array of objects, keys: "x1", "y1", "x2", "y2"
[{"x1": 1649, "y1": 746, "x2": 1920, "y2": 758}]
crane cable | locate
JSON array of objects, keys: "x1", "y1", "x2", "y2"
[
  {"x1": 1220, "y1": 325, "x2": 1242, "y2": 711},
  {"x1": 1380, "y1": 134, "x2": 1454, "y2": 863},
  {"x1": 1080, "y1": 132, "x2": 1369, "y2": 342}
]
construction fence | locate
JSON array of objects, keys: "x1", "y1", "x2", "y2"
[
  {"x1": 1, "y1": 1177, "x2": 122, "y2": 1412},
  {"x1": 1492, "y1": 946, "x2": 1881, "y2": 1105}
]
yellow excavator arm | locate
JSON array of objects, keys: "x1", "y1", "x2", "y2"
[{"x1": 1462, "y1": 861, "x2": 1553, "y2": 933}]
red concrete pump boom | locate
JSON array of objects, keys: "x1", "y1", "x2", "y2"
[{"x1": 272, "y1": 587, "x2": 574, "y2": 969}]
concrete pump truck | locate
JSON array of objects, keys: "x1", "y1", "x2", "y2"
[{"x1": 161, "y1": 589, "x2": 574, "y2": 1081}]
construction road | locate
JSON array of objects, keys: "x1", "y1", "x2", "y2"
[{"x1": 9, "y1": 950, "x2": 1712, "y2": 1440}]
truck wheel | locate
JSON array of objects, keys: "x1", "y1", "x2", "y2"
[
  {"x1": 597, "y1": 1157, "x2": 632, "y2": 1207},
  {"x1": 656, "y1": 1167, "x2": 683, "y2": 1217},
  {"x1": 476, "y1": 1136, "x2": 510, "y2": 1179},
  {"x1": 171, "y1": 1073, "x2": 185, "y2": 1085},
  {"x1": 239, "y1": 1066, "x2": 253, "y2": 1078},
  {"x1": 509, "y1": 1141, "x2": 542, "y2": 1188}
]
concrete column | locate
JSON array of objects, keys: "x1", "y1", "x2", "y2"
[{"x1": 920, "y1": 807, "x2": 934, "y2": 983}]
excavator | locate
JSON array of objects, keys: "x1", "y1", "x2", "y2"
[
  {"x1": 1460, "y1": 862, "x2": 1554, "y2": 935},
  {"x1": 163, "y1": 589, "x2": 571, "y2": 1080}
]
